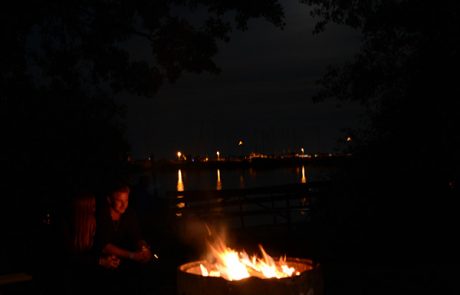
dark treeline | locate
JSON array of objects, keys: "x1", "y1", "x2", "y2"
[
  {"x1": 0, "y1": 0, "x2": 285, "y2": 280},
  {"x1": 303, "y1": 0, "x2": 460, "y2": 252},
  {"x1": 301, "y1": 1, "x2": 459, "y2": 294}
]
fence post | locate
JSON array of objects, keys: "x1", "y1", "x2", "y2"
[{"x1": 239, "y1": 195, "x2": 245, "y2": 229}]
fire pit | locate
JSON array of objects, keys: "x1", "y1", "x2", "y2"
[{"x1": 177, "y1": 242, "x2": 322, "y2": 295}]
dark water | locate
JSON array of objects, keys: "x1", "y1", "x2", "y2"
[
  {"x1": 127, "y1": 164, "x2": 337, "y2": 229},
  {"x1": 134, "y1": 164, "x2": 335, "y2": 199}
]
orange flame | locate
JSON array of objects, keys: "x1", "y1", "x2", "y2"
[{"x1": 199, "y1": 239, "x2": 299, "y2": 281}]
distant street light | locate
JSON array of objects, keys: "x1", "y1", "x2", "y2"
[
  {"x1": 238, "y1": 140, "x2": 244, "y2": 158},
  {"x1": 177, "y1": 151, "x2": 182, "y2": 160},
  {"x1": 216, "y1": 150, "x2": 220, "y2": 160}
]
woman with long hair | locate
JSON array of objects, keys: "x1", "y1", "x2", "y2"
[
  {"x1": 70, "y1": 194, "x2": 96, "y2": 253},
  {"x1": 64, "y1": 193, "x2": 119, "y2": 294}
]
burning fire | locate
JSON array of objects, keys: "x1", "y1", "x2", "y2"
[{"x1": 198, "y1": 240, "x2": 300, "y2": 281}]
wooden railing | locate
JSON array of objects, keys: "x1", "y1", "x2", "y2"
[{"x1": 166, "y1": 182, "x2": 327, "y2": 230}]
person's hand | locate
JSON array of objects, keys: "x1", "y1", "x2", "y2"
[
  {"x1": 129, "y1": 244, "x2": 152, "y2": 263},
  {"x1": 99, "y1": 255, "x2": 120, "y2": 269},
  {"x1": 139, "y1": 245, "x2": 153, "y2": 263},
  {"x1": 130, "y1": 250, "x2": 149, "y2": 262}
]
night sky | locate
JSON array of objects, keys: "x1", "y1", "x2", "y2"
[{"x1": 118, "y1": 0, "x2": 364, "y2": 160}]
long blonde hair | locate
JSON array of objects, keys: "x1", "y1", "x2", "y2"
[{"x1": 71, "y1": 194, "x2": 96, "y2": 252}]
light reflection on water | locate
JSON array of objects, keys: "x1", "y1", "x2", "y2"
[
  {"x1": 216, "y1": 169, "x2": 222, "y2": 191},
  {"x1": 130, "y1": 165, "x2": 335, "y2": 226},
  {"x1": 176, "y1": 169, "x2": 184, "y2": 192},
  {"x1": 137, "y1": 165, "x2": 334, "y2": 199},
  {"x1": 301, "y1": 165, "x2": 307, "y2": 184}
]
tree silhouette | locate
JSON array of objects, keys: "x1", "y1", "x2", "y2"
[
  {"x1": 0, "y1": 0, "x2": 284, "y2": 232},
  {"x1": 302, "y1": 0, "x2": 460, "y2": 264}
]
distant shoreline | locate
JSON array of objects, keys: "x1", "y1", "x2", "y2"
[{"x1": 129, "y1": 153, "x2": 352, "y2": 172}]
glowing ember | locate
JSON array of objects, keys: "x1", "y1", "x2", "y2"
[{"x1": 197, "y1": 239, "x2": 300, "y2": 281}]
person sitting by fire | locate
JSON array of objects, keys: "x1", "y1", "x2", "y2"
[
  {"x1": 62, "y1": 193, "x2": 120, "y2": 294},
  {"x1": 94, "y1": 184, "x2": 154, "y2": 293}
]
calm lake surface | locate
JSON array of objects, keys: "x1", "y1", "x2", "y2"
[{"x1": 134, "y1": 164, "x2": 336, "y2": 199}]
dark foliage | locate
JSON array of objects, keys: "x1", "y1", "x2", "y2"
[
  {"x1": 0, "y1": 1, "x2": 285, "y2": 274},
  {"x1": 301, "y1": 1, "x2": 460, "y2": 293},
  {"x1": 302, "y1": 0, "x2": 460, "y2": 222}
]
